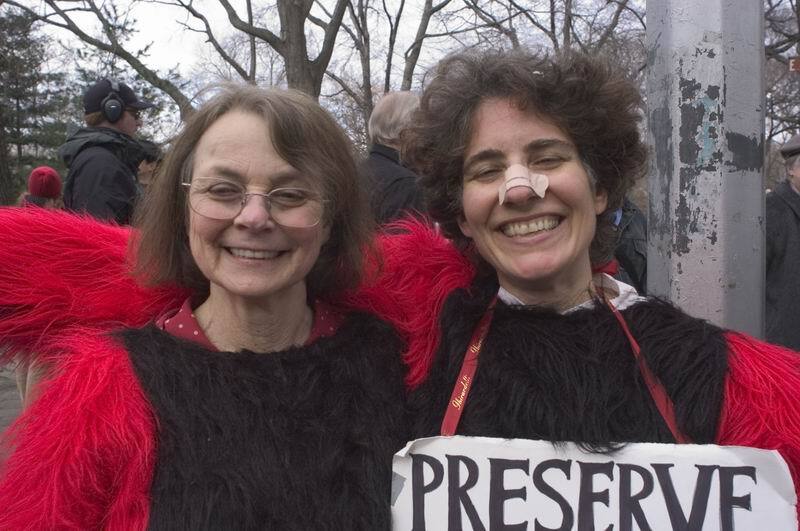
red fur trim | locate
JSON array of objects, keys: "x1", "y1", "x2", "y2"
[
  {"x1": 345, "y1": 219, "x2": 475, "y2": 388},
  {"x1": 718, "y1": 332, "x2": 800, "y2": 519},
  {"x1": 0, "y1": 327, "x2": 155, "y2": 529},
  {"x1": 0, "y1": 208, "x2": 186, "y2": 363}
]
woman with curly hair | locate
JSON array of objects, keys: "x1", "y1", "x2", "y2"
[{"x1": 362, "y1": 47, "x2": 800, "y2": 507}]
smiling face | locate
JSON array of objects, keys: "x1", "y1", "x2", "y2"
[
  {"x1": 187, "y1": 110, "x2": 329, "y2": 303},
  {"x1": 458, "y1": 98, "x2": 607, "y2": 303}
]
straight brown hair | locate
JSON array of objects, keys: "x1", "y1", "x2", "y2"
[{"x1": 132, "y1": 84, "x2": 373, "y2": 301}]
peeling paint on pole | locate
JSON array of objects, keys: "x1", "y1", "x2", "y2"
[{"x1": 646, "y1": 0, "x2": 764, "y2": 336}]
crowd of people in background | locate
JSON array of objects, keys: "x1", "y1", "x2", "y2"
[{"x1": 0, "y1": 46, "x2": 798, "y2": 529}]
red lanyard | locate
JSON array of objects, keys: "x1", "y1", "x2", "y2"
[
  {"x1": 440, "y1": 298, "x2": 497, "y2": 437},
  {"x1": 439, "y1": 295, "x2": 691, "y2": 444}
]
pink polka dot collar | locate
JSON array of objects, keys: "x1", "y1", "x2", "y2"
[{"x1": 157, "y1": 298, "x2": 344, "y2": 351}]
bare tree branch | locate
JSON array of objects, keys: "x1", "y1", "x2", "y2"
[
  {"x1": 312, "y1": 0, "x2": 350, "y2": 74},
  {"x1": 593, "y1": 0, "x2": 631, "y2": 51},
  {"x1": 6, "y1": 0, "x2": 194, "y2": 118},
  {"x1": 217, "y1": 0, "x2": 284, "y2": 54},
  {"x1": 462, "y1": 0, "x2": 520, "y2": 48},
  {"x1": 166, "y1": 0, "x2": 250, "y2": 81},
  {"x1": 402, "y1": 0, "x2": 454, "y2": 90},
  {"x1": 507, "y1": 0, "x2": 559, "y2": 49},
  {"x1": 246, "y1": 0, "x2": 256, "y2": 81},
  {"x1": 381, "y1": 0, "x2": 405, "y2": 91},
  {"x1": 325, "y1": 69, "x2": 365, "y2": 108}
]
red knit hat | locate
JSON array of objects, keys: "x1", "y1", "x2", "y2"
[{"x1": 27, "y1": 166, "x2": 62, "y2": 199}]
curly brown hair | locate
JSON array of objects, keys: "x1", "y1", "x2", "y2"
[
  {"x1": 403, "y1": 48, "x2": 647, "y2": 266},
  {"x1": 132, "y1": 84, "x2": 372, "y2": 301}
]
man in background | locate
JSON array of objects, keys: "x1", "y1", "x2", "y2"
[
  {"x1": 613, "y1": 197, "x2": 648, "y2": 295},
  {"x1": 362, "y1": 91, "x2": 424, "y2": 224},
  {"x1": 765, "y1": 133, "x2": 800, "y2": 350},
  {"x1": 59, "y1": 78, "x2": 153, "y2": 224}
]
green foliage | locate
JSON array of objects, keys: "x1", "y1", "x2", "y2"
[{"x1": 0, "y1": 9, "x2": 71, "y2": 205}]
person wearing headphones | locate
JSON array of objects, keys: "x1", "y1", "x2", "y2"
[{"x1": 59, "y1": 78, "x2": 154, "y2": 224}]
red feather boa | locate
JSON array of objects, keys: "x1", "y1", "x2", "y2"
[
  {"x1": 0, "y1": 209, "x2": 798, "y2": 527},
  {"x1": 1, "y1": 328, "x2": 154, "y2": 529},
  {"x1": 0, "y1": 207, "x2": 186, "y2": 364}
]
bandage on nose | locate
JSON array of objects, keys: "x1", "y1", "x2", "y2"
[{"x1": 498, "y1": 164, "x2": 549, "y2": 205}]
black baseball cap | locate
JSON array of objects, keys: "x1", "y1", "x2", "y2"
[
  {"x1": 83, "y1": 79, "x2": 155, "y2": 114},
  {"x1": 780, "y1": 134, "x2": 800, "y2": 160}
]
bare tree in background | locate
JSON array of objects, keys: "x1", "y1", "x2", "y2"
[
  {"x1": 194, "y1": 24, "x2": 287, "y2": 89},
  {"x1": 326, "y1": 0, "x2": 453, "y2": 147},
  {"x1": 765, "y1": 0, "x2": 800, "y2": 141},
  {"x1": 6, "y1": 0, "x2": 349, "y2": 109},
  {"x1": 5, "y1": 0, "x2": 195, "y2": 118},
  {"x1": 1, "y1": 0, "x2": 792, "y2": 177},
  {"x1": 454, "y1": 0, "x2": 644, "y2": 68},
  {"x1": 764, "y1": 0, "x2": 800, "y2": 186},
  {"x1": 327, "y1": 0, "x2": 378, "y2": 139},
  {"x1": 172, "y1": 0, "x2": 348, "y2": 98}
]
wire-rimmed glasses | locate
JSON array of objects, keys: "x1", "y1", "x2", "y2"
[{"x1": 182, "y1": 178, "x2": 325, "y2": 228}]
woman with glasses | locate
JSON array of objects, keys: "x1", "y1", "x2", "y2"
[{"x1": 0, "y1": 85, "x2": 407, "y2": 529}]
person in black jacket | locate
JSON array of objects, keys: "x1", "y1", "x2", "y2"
[
  {"x1": 765, "y1": 134, "x2": 800, "y2": 350},
  {"x1": 612, "y1": 197, "x2": 648, "y2": 294},
  {"x1": 59, "y1": 78, "x2": 153, "y2": 224},
  {"x1": 362, "y1": 91, "x2": 425, "y2": 224}
]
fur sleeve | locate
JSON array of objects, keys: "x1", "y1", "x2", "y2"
[
  {"x1": 0, "y1": 327, "x2": 155, "y2": 530},
  {"x1": 717, "y1": 331, "x2": 800, "y2": 517},
  {"x1": 0, "y1": 208, "x2": 186, "y2": 363},
  {"x1": 344, "y1": 219, "x2": 475, "y2": 388}
]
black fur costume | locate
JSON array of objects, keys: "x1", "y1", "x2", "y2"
[
  {"x1": 3, "y1": 211, "x2": 800, "y2": 528},
  {"x1": 409, "y1": 278, "x2": 728, "y2": 449},
  {"x1": 120, "y1": 312, "x2": 407, "y2": 530}
]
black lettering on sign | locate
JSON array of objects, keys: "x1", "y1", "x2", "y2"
[
  {"x1": 533, "y1": 459, "x2": 574, "y2": 531},
  {"x1": 411, "y1": 453, "x2": 444, "y2": 531},
  {"x1": 653, "y1": 463, "x2": 716, "y2": 531},
  {"x1": 718, "y1": 466, "x2": 756, "y2": 531},
  {"x1": 618, "y1": 463, "x2": 654, "y2": 531},
  {"x1": 577, "y1": 461, "x2": 614, "y2": 531},
  {"x1": 488, "y1": 458, "x2": 530, "y2": 531},
  {"x1": 446, "y1": 454, "x2": 486, "y2": 531}
]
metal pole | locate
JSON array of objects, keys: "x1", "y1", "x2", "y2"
[{"x1": 645, "y1": 0, "x2": 765, "y2": 337}]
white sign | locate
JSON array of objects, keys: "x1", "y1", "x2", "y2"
[{"x1": 391, "y1": 436, "x2": 797, "y2": 530}]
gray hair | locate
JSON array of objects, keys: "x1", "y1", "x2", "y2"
[
  {"x1": 368, "y1": 91, "x2": 420, "y2": 147},
  {"x1": 784, "y1": 154, "x2": 800, "y2": 174}
]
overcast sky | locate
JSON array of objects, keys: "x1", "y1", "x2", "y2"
[{"x1": 44, "y1": 1, "x2": 216, "y2": 76}]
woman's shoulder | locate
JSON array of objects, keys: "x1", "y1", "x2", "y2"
[
  {"x1": 620, "y1": 297, "x2": 729, "y2": 380},
  {"x1": 622, "y1": 296, "x2": 725, "y2": 338}
]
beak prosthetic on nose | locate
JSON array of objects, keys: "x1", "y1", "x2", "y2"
[{"x1": 498, "y1": 164, "x2": 549, "y2": 205}]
